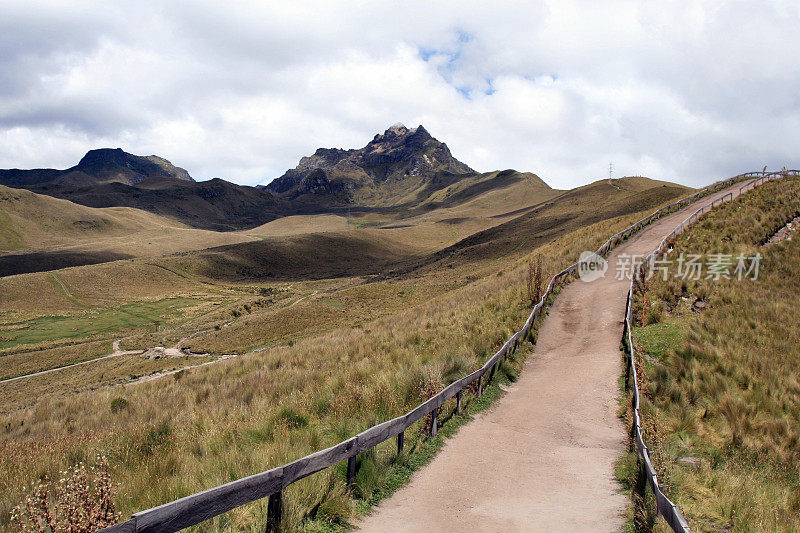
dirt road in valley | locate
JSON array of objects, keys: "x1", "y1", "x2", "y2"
[{"x1": 356, "y1": 185, "x2": 743, "y2": 532}]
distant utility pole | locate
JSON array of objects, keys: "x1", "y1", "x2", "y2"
[{"x1": 609, "y1": 162, "x2": 614, "y2": 180}]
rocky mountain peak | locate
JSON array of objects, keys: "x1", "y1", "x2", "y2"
[
  {"x1": 387, "y1": 122, "x2": 410, "y2": 134},
  {"x1": 77, "y1": 148, "x2": 130, "y2": 167},
  {"x1": 267, "y1": 124, "x2": 475, "y2": 202},
  {"x1": 370, "y1": 123, "x2": 430, "y2": 143},
  {"x1": 74, "y1": 148, "x2": 194, "y2": 184}
]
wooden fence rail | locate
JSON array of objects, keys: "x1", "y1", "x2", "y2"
[{"x1": 96, "y1": 169, "x2": 797, "y2": 533}]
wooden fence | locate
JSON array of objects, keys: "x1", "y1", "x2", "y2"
[
  {"x1": 621, "y1": 169, "x2": 799, "y2": 532},
  {"x1": 97, "y1": 170, "x2": 796, "y2": 533}
]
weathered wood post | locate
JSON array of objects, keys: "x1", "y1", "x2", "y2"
[
  {"x1": 455, "y1": 390, "x2": 462, "y2": 414},
  {"x1": 430, "y1": 408, "x2": 438, "y2": 438},
  {"x1": 396, "y1": 431, "x2": 404, "y2": 455},
  {"x1": 477, "y1": 375, "x2": 483, "y2": 396},
  {"x1": 266, "y1": 491, "x2": 282, "y2": 533},
  {"x1": 347, "y1": 455, "x2": 357, "y2": 489}
]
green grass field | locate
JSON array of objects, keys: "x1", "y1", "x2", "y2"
[{"x1": 0, "y1": 298, "x2": 202, "y2": 351}]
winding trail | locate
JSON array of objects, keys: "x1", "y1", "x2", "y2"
[
  {"x1": 356, "y1": 184, "x2": 742, "y2": 532},
  {"x1": 0, "y1": 340, "x2": 143, "y2": 383}
]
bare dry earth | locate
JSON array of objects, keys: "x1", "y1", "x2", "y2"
[{"x1": 356, "y1": 185, "x2": 740, "y2": 532}]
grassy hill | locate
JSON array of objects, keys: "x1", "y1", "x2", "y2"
[
  {"x1": 0, "y1": 210, "x2": 667, "y2": 532},
  {"x1": 0, "y1": 168, "x2": 694, "y2": 532},
  {"x1": 627, "y1": 176, "x2": 800, "y2": 531},
  {"x1": 399, "y1": 177, "x2": 690, "y2": 272},
  {"x1": 0, "y1": 184, "x2": 258, "y2": 274},
  {"x1": 28, "y1": 177, "x2": 289, "y2": 231},
  {"x1": 0, "y1": 184, "x2": 168, "y2": 252}
]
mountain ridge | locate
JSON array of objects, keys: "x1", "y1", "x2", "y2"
[
  {"x1": 0, "y1": 125, "x2": 553, "y2": 230},
  {"x1": 0, "y1": 148, "x2": 194, "y2": 188}
]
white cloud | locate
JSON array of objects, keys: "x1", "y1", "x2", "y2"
[{"x1": 1, "y1": 0, "x2": 798, "y2": 188}]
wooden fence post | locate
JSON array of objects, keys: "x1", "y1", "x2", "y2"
[
  {"x1": 266, "y1": 492, "x2": 282, "y2": 533},
  {"x1": 396, "y1": 431, "x2": 404, "y2": 455},
  {"x1": 347, "y1": 455, "x2": 357, "y2": 489},
  {"x1": 430, "y1": 408, "x2": 438, "y2": 438},
  {"x1": 477, "y1": 375, "x2": 483, "y2": 396},
  {"x1": 456, "y1": 391, "x2": 462, "y2": 414},
  {"x1": 624, "y1": 353, "x2": 631, "y2": 390}
]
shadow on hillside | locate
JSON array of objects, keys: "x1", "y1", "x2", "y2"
[
  {"x1": 0, "y1": 250, "x2": 133, "y2": 277},
  {"x1": 165, "y1": 232, "x2": 419, "y2": 281}
]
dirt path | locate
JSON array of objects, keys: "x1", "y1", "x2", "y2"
[
  {"x1": 129, "y1": 353, "x2": 237, "y2": 384},
  {"x1": 1, "y1": 333, "x2": 214, "y2": 384},
  {"x1": 356, "y1": 185, "x2": 742, "y2": 532},
  {"x1": 0, "y1": 339, "x2": 144, "y2": 383},
  {"x1": 48, "y1": 272, "x2": 88, "y2": 307}
]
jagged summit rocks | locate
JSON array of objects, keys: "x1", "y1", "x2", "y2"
[{"x1": 267, "y1": 124, "x2": 475, "y2": 201}]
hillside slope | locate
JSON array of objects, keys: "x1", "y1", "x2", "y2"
[
  {"x1": 29, "y1": 177, "x2": 289, "y2": 231},
  {"x1": 401, "y1": 177, "x2": 691, "y2": 272},
  {"x1": 0, "y1": 184, "x2": 258, "y2": 274},
  {"x1": 630, "y1": 176, "x2": 800, "y2": 531},
  {"x1": 0, "y1": 184, "x2": 187, "y2": 252}
]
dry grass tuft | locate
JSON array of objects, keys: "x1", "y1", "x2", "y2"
[{"x1": 417, "y1": 367, "x2": 444, "y2": 437}]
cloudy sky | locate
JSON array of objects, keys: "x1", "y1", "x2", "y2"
[{"x1": 1, "y1": 1, "x2": 798, "y2": 189}]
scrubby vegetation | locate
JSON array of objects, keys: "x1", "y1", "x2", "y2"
[
  {"x1": 628, "y1": 177, "x2": 800, "y2": 531},
  {"x1": 0, "y1": 209, "x2": 654, "y2": 532},
  {"x1": 11, "y1": 453, "x2": 118, "y2": 533}
]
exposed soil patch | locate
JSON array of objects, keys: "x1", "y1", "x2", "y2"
[
  {"x1": 141, "y1": 346, "x2": 209, "y2": 359},
  {"x1": 765, "y1": 215, "x2": 798, "y2": 245}
]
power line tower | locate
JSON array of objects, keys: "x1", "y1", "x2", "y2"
[{"x1": 608, "y1": 162, "x2": 614, "y2": 180}]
